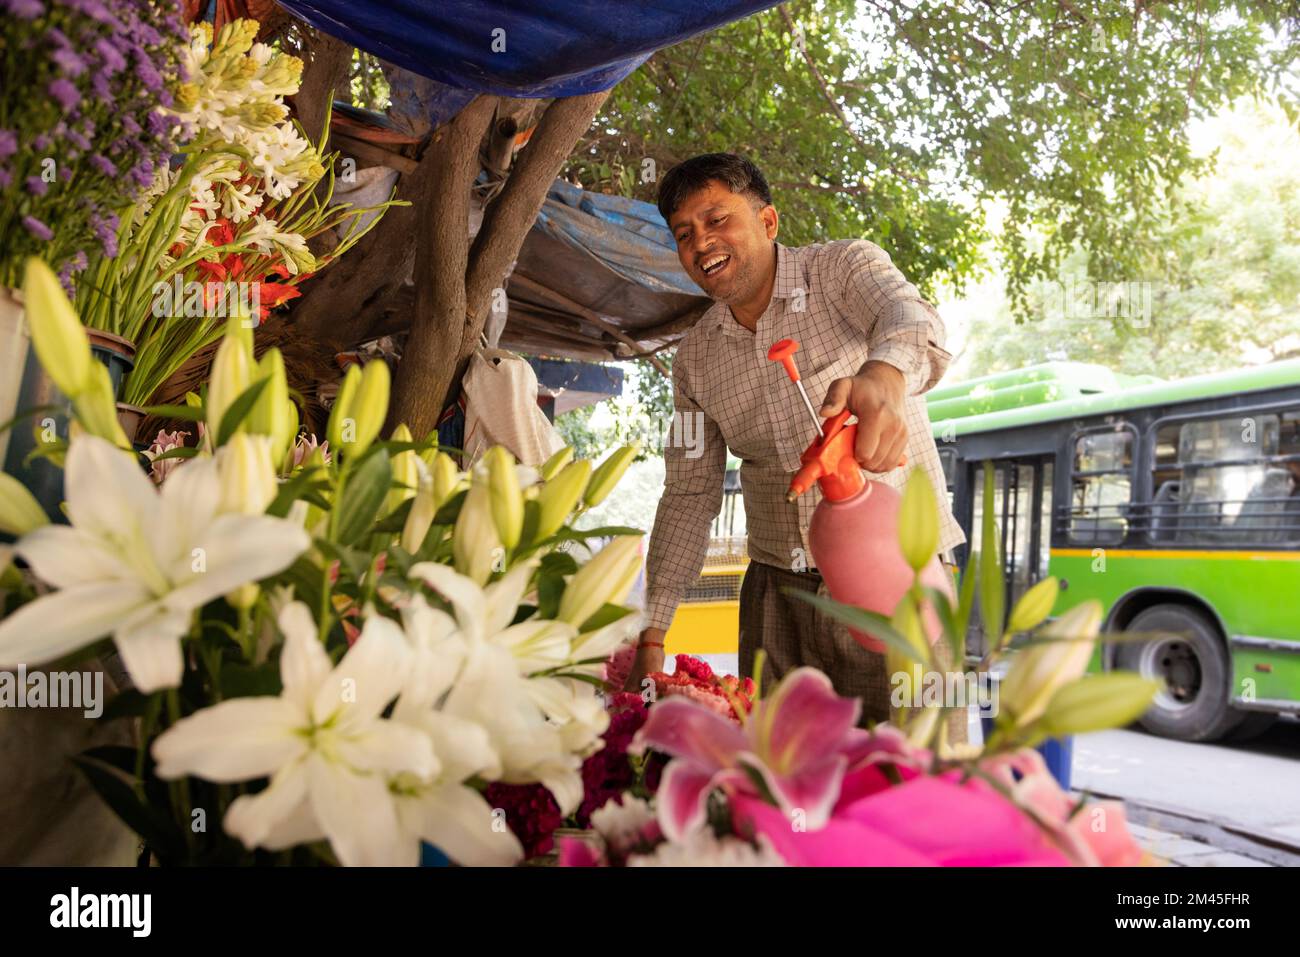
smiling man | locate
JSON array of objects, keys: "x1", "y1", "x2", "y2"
[{"x1": 627, "y1": 153, "x2": 966, "y2": 731}]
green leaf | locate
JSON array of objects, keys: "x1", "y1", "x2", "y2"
[
  {"x1": 978, "y1": 462, "x2": 1006, "y2": 649},
  {"x1": 334, "y1": 448, "x2": 391, "y2": 545},
  {"x1": 220, "y1": 661, "x2": 283, "y2": 699},
  {"x1": 373, "y1": 497, "x2": 414, "y2": 532},
  {"x1": 432, "y1": 488, "x2": 467, "y2": 526},
  {"x1": 578, "y1": 602, "x2": 634, "y2": 634},
  {"x1": 149, "y1": 445, "x2": 200, "y2": 462},
  {"x1": 954, "y1": 556, "x2": 977, "y2": 653},
  {"x1": 216, "y1": 377, "x2": 270, "y2": 446},
  {"x1": 71, "y1": 750, "x2": 183, "y2": 858},
  {"x1": 139, "y1": 403, "x2": 205, "y2": 422},
  {"x1": 266, "y1": 468, "x2": 330, "y2": 519},
  {"x1": 787, "y1": 589, "x2": 927, "y2": 664}
]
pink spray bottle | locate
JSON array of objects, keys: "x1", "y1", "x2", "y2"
[{"x1": 767, "y1": 338, "x2": 952, "y2": 654}]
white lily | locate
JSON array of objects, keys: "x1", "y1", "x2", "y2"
[
  {"x1": 386, "y1": 648, "x2": 524, "y2": 867},
  {"x1": 152, "y1": 602, "x2": 436, "y2": 866},
  {"x1": 0, "y1": 435, "x2": 309, "y2": 692}
]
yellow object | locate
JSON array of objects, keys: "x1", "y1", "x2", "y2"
[{"x1": 665, "y1": 559, "x2": 748, "y2": 656}]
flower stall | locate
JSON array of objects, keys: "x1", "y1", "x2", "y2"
[{"x1": 0, "y1": 1, "x2": 1164, "y2": 871}]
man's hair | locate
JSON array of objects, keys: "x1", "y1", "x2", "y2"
[{"x1": 656, "y1": 153, "x2": 773, "y2": 225}]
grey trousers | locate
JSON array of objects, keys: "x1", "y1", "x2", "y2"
[{"x1": 737, "y1": 561, "x2": 967, "y2": 744}]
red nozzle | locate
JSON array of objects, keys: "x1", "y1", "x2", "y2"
[
  {"x1": 767, "y1": 338, "x2": 802, "y2": 382},
  {"x1": 786, "y1": 410, "x2": 910, "y2": 502}
]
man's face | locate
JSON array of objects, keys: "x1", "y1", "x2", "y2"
[{"x1": 669, "y1": 179, "x2": 778, "y2": 303}]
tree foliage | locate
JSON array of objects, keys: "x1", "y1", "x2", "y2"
[
  {"x1": 572, "y1": 0, "x2": 1300, "y2": 317},
  {"x1": 963, "y1": 97, "x2": 1300, "y2": 379}
]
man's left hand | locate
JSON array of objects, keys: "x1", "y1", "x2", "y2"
[{"x1": 819, "y1": 361, "x2": 908, "y2": 473}]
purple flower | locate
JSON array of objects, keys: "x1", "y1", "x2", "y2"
[
  {"x1": 64, "y1": 0, "x2": 117, "y2": 28},
  {"x1": 91, "y1": 72, "x2": 111, "y2": 102},
  {"x1": 0, "y1": 130, "x2": 16, "y2": 160},
  {"x1": 134, "y1": 58, "x2": 162, "y2": 94},
  {"x1": 89, "y1": 154, "x2": 116, "y2": 177},
  {"x1": 94, "y1": 37, "x2": 126, "y2": 74},
  {"x1": 0, "y1": 169, "x2": 11, "y2": 190},
  {"x1": 52, "y1": 48, "x2": 87, "y2": 77},
  {"x1": 25, "y1": 176, "x2": 48, "y2": 196},
  {"x1": 21, "y1": 216, "x2": 53, "y2": 242},
  {"x1": 66, "y1": 128, "x2": 90, "y2": 151},
  {"x1": 48, "y1": 78, "x2": 80, "y2": 111},
  {"x1": 1, "y1": 0, "x2": 45, "y2": 20},
  {"x1": 121, "y1": 114, "x2": 140, "y2": 136},
  {"x1": 32, "y1": 134, "x2": 50, "y2": 151}
]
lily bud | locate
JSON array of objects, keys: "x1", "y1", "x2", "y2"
[
  {"x1": 558, "y1": 534, "x2": 643, "y2": 629},
  {"x1": 22, "y1": 257, "x2": 92, "y2": 397},
  {"x1": 1040, "y1": 673, "x2": 1160, "y2": 738},
  {"x1": 998, "y1": 599, "x2": 1102, "y2": 727},
  {"x1": 249, "y1": 347, "x2": 294, "y2": 462},
  {"x1": 1008, "y1": 576, "x2": 1060, "y2": 633},
  {"x1": 584, "y1": 444, "x2": 638, "y2": 508},
  {"x1": 216, "y1": 433, "x2": 278, "y2": 516},
  {"x1": 207, "y1": 331, "x2": 253, "y2": 443},
  {"x1": 535, "y1": 459, "x2": 591, "y2": 541},
  {"x1": 71, "y1": 362, "x2": 131, "y2": 448},
  {"x1": 452, "y1": 477, "x2": 501, "y2": 585},
  {"x1": 540, "y1": 445, "x2": 574, "y2": 481},
  {"x1": 346, "y1": 359, "x2": 390, "y2": 458},
  {"x1": 0, "y1": 472, "x2": 50, "y2": 535},
  {"x1": 401, "y1": 456, "x2": 435, "y2": 554},
  {"x1": 387, "y1": 423, "x2": 418, "y2": 516},
  {"x1": 484, "y1": 446, "x2": 523, "y2": 550},
  {"x1": 326, "y1": 364, "x2": 361, "y2": 455},
  {"x1": 898, "y1": 468, "x2": 939, "y2": 573},
  {"x1": 431, "y1": 451, "x2": 460, "y2": 509}
]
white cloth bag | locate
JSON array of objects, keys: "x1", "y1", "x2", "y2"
[{"x1": 461, "y1": 347, "x2": 565, "y2": 468}]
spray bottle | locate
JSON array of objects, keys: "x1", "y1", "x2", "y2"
[{"x1": 767, "y1": 338, "x2": 951, "y2": 654}]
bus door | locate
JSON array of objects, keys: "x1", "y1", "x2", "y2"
[{"x1": 965, "y1": 457, "x2": 1054, "y2": 658}]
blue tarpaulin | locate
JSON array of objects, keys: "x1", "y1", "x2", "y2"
[
  {"x1": 535, "y1": 179, "x2": 703, "y2": 297},
  {"x1": 276, "y1": 0, "x2": 780, "y2": 97}
]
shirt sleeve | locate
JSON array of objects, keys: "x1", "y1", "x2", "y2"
[
  {"x1": 642, "y1": 354, "x2": 727, "y2": 632},
  {"x1": 832, "y1": 239, "x2": 953, "y2": 395}
]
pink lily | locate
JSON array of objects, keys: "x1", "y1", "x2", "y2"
[{"x1": 631, "y1": 667, "x2": 875, "y2": 841}]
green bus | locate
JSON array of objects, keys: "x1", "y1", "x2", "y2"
[{"x1": 929, "y1": 359, "x2": 1300, "y2": 743}]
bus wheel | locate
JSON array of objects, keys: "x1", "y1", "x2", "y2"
[
  {"x1": 1224, "y1": 711, "x2": 1276, "y2": 742},
  {"x1": 1116, "y1": 604, "x2": 1243, "y2": 742}
]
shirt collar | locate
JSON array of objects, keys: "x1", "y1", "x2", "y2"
[{"x1": 705, "y1": 241, "x2": 799, "y2": 336}]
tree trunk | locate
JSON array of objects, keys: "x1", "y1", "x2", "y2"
[
  {"x1": 387, "y1": 96, "x2": 497, "y2": 436},
  {"x1": 390, "y1": 90, "x2": 611, "y2": 436}
]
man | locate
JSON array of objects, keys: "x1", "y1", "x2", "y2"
[{"x1": 625, "y1": 153, "x2": 966, "y2": 731}]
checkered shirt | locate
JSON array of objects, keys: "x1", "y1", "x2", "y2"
[{"x1": 643, "y1": 238, "x2": 967, "y2": 632}]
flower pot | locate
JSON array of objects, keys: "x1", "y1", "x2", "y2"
[
  {"x1": 1, "y1": 327, "x2": 138, "y2": 528},
  {"x1": 115, "y1": 402, "x2": 147, "y2": 447},
  {"x1": 86, "y1": 329, "x2": 136, "y2": 400}
]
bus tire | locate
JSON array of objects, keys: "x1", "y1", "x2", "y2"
[
  {"x1": 1224, "y1": 711, "x2": 1276, "y2": 742},
  {"x1": 1116, "y1": 604, "x2": 1243, "y2": 742}
]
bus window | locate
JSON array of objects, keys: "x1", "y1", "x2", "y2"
[
  {"x1": 1152, "y1": 410, "x2": 1300, "y2": 546},
  {"x1": 1068, "y1": 428, "x2": 1132, "y2": 545}
]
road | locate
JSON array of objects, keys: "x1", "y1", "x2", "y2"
[{"x1": 1073, "y1": 718, "x2": 1300, "y2": 846}]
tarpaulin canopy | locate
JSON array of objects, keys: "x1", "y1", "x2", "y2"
[
  {"x1": 276, "y1": 0, "x2": 781, "y2": 96},
  {"x1": 534, "y1": 179, "x2": 703, "y2": 297},
  {"x1": 500, "y1": 179, "x2": 711, "y2": 360}
]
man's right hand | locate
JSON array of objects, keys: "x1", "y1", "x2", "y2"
[{"x1": 623, "y1": 627, "x2": 666, "y2": 693}]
